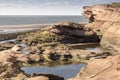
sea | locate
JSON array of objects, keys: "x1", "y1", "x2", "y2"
[{"x1": 0, "y1": 15, "x2": 88, "y2": 26}]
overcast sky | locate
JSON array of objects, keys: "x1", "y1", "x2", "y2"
[{"x1": 0, "y1": 0, "x2": 119, "y2": 15}]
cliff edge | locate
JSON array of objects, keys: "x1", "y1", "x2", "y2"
[
  {"x1": 68, "y1": 2, "x2": 120, "y2": 80},
  {"x1": 83, "y1": 2, "x2": 120, "y2": 52}
]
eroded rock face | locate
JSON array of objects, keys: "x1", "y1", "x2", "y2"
[
  {"x1": 69, "y1": 3, "x2": 120, "y2": 80},
  {"x1": 83, "y1": 3, "x2": 120, "y2": 52},
  {"x1": 101, "y1": 23, "x2": 120, "y2": 52},
  {"x1": 68, "y1": 55, "x2": 120, "y2": 80},
  {"x1": 17, "y1": 22, "x2": 100, "y2": 45},
  {"x1": 83, "y1": 4, "x2": 120, "y2": 22}
]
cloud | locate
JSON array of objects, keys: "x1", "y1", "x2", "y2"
[
  {"x1": 44, "y1": 0, "x2": 71, "y2": 6},
  {"x1": 0, "y1": 0, "x2": 119, "y2": 15},
  {"x1": 0, "y1": 4, "x2": 82, "y2": 15}
]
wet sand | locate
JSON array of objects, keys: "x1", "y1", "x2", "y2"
[
  {"x1": 0, "y1": 24, "x2": 50, "y2": 41},
  {"x1": 0, "y1": 24, "x2": 49, "y2": 30}
]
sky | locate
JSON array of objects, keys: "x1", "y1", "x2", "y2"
[{"x1": 0, "y1": 0, "x2": 119, "y2": 15}]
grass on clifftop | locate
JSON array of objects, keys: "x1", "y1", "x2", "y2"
[{"x1": 112, "y1": 2, "x2": 120, "y2": 8}]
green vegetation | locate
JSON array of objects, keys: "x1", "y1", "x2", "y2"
[
  {"x1": 112, "y1": 2, "x2": 120, "y2": 8},
  {"x1": 32, "y1": 31, "x2": 57, "y2": 43},
  {"x1": 17, "y1": 30, "x2": 60, "y2": 45}
]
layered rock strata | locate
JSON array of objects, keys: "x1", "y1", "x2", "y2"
[
  {"x1": 69, "y1": 2, "x2": 120, "y2": 80},
  {"x1": 83, "y1": 3, "x2": 120, "y2": 52}
]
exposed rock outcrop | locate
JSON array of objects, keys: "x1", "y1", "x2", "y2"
[
  {"x1": 0, "y1": 28, "x2": 42, "y2": 41},
  {"x1": 1, "y1": 2, "x2": 120, "y2": 80},
  {"x1": 0, "y1": 42, "x2": 14, "y2": 51},
  {"x1": 68, "y1": 55, "x2": 120, "y2": 80},
  {"x1": 0, "y1": 45, "x2": 64, "y2": 79},
  {"x1": 83, "y1": 3, "x2": 120, "y2": 52},
  {"x1": 69, "y1": 2, "x2": 120, "y2": 80},
  {"x1": 29, "y1": 74, "x2": 64, "y2": 80},
  {"x1": 17, "y1": 22, "x2": 100, "y2": 45}
]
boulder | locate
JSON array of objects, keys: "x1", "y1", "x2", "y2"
[
  {"x1": 28, "y1": 54, "x2": 41, "y2": 63},
  {"x1": 16, "y1": 54, "x2": 29, "y2": 63}
]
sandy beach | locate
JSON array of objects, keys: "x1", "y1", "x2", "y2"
[
  {"x1": 0, "y1": 24, "x2": 49, "y2": 30},
  {"x1": 0, "y1": 24, "x2": 51, "y2": 41}
]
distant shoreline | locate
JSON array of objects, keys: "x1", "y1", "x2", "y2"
[
  {"x1": 0, "y1": 21, "x2": 88, "y2": 41},
  {"x1": 0, "y1": 21, "x2": 88, "y2": 30},
  {"x1": 0, "y1": 24, "x2": 52, "y2": 29}
]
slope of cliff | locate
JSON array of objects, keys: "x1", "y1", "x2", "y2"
[
  {"x1": 68, "y1": 2, "x2": 120, "y2": 80},
  {"x1": 83, "y1": 2, "x2": 120, "y2": 52}
]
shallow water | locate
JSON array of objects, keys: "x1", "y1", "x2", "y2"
[
  {"x1": 70, "y1": 43, "x2": 101, "y2": 52},
  {"x1": 21, "y1": 63, "x2": 85, "y2": 80},
  {"x1": 0, "y1": 39, "x2": 16, "y2": 44}
]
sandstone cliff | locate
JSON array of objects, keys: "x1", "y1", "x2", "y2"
[
  {"x1": 83, "y1": 3, "x2": 120, "y2": 52},
  {"x1": 69, "y1": 2, "x2": 120, "y2": 80},
  {"x1": 69, "y1": 55, "x2": 120, "y2": 80}
]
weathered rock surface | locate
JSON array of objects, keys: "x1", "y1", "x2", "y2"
[
  {"x1": 0, "y1": 42, "x2": 14, "y2": 51},
  {"x1": 12, "y1": 73, "x2": 64, "y2": 80},
  {"x1": 0, "y1": 45, "x2": 64, "y2": 79},
  {"x1": 83, "y1": 3, "x2": 120, "y2": 22},
  {"x1": 29, "y1": 74, "x2": 64, "y2": 80},
  {"x1": 19, "y1": 43, "x2": 109, "y2": 63},
  {"x1": 68, "y1": 55, "x2": 120, "y2": 80},
  {"x1": 28, "y1": 76, "x2": 49, "y2": 80},
  {"x1": 0, "y1": 44, "x2": 109, "y2": 79},
  {"x1": 1, "y1": 2, "x2": 120, "y2": 80},
  {"x1": 69, "y1": 2, "x2": 120, "y2": 80},
  {"x1": 17, "y1": 22, "x2": 100, "y2": 45},
  {"x1": 0, "y1": 50, "x2": 21, "y2": 78},
  {"x1": 83, "y1": 3, "x2": 120, "y2": 52},
  {"x1": 101, "y1": 23, "x2": 120, "y2": 52},
  {"x1": 0, "y1": 29, "x2": 41, "y2": 41}
]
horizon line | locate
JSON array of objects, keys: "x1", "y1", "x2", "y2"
[{"x1": 0, "y1": 14, "x2": 82, "y2": 16}]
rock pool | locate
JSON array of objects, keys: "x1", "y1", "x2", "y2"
[{"x1": 21, "y1": 63, "x2": 85, "y2": 80}]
